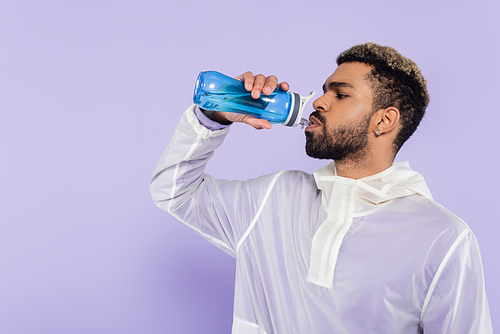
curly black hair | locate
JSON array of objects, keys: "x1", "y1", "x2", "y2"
[{"x1": 337, "y1": 42, "x2": 429, "y2": 153}]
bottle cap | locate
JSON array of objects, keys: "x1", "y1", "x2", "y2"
[{"x1": 283, "y1": 91, "x2": 316, "y2": 127}]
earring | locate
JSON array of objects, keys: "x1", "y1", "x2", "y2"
[{"x1": 376, "y1": 129, "x2": 381, "y2": 136}]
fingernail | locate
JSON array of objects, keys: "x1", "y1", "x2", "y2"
[{"x1": 263, "y1": 87, "x2": 271, "y2": 94}]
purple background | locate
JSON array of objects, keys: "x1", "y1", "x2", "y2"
[{"x1": 1, "y1": 0, "x2": 498, "y2": 332}]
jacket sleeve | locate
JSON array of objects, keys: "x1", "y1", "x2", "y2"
[
  {"x1": 420, "y1": 230, "x2": 492, "y2": 333},
  {"x1": 149, "y1": 105, "x2": 275, "y2": 257}
]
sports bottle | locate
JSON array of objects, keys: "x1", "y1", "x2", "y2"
[{"x1": 193, "y1": 71, "x2": 315, "y2": 127}]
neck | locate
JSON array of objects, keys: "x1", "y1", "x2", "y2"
[{"x1": 334, "y1": 152, "x2": 394, "y2": 179}]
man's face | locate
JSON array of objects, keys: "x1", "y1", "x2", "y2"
[{"x1": 305, "y1": 62, "x2": 375, "y2": 162}]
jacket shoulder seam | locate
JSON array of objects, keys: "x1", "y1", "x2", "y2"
[
  {"x1": 420, "y1": 228, "x2": 472, "y2": 319},
  {"x1": 235, "y1": 170, "x2": 285, "y2": 253}
]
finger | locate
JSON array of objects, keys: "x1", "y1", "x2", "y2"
[
  {"x1": 262, "y1": 75, "x2": 278, "y2": 95},
  {"x1": 236, "y1": 71, "x2": 255, "y2": 91},
  {"x1": 278, "y1": 81, "x2": 289, "y2": 92},
  {"x1": 252, "y1": 74, "x2": 267, "y2": 99}
]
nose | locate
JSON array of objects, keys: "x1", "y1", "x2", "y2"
[{"x1": 312, "y1": 94, "x2": 330, "y2": 112}]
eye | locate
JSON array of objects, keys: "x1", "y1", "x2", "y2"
[{"x1": 337, "y1": 93, "x2": 347, "y2": 99}]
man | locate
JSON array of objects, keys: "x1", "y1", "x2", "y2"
[{"x1": 150, "y1": 43, "x2": 492, "y2": 333}]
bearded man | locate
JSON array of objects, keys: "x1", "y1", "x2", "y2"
[{"x1": 150, "y1": 43, "x2": 492, "y2": 333}]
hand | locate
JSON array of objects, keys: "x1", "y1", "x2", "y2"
[{"x1": 202, "y1": 72, "x2": 289, "y2": 130}]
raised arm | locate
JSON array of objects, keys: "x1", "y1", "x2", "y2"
[{"x1": 149, "y1": 72, "x2": 287, "y2": 256}]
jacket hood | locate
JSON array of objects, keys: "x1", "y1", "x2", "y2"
[{"x1": 308, "y1": 161, "x2": 432, "y2": 288}]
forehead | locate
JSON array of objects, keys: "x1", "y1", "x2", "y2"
[{"x1": 324, "y1": 62, "x2": 373, "y2": 92}]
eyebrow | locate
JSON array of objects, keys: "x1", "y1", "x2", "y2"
[{"x1": 322, "y1": 81, "x2": 357, "y2": 93}]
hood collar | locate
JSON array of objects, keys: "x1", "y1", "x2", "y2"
[
  {"x1": 308, "y1": 161, "x2": 432, "y2": 288},
  {"x1": 313, "y1": 161, "x2": 433, "y2": 206}
]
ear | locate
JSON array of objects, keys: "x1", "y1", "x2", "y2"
[{"x1": 372, "y1": 107, "x2": 400, "y2": 136}]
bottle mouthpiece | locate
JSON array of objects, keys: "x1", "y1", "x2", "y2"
[
  {"x1": 299, "y1": 118, "x2": 312, "y2": 129},
  {"x1": 283, "y1": 91, "x2": 316, "y2": 127}
]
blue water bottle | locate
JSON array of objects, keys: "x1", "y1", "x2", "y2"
[{"x1": 193, "y1": 71, "x2": 315, "y2": 127}]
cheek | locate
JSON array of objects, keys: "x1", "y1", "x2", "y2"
[
  {"x1": 323, "y1": 122, "x2": 338, "y2": 139},
  {"x1": 343, "y1": 102, "x2": 372, "y2": 123}
]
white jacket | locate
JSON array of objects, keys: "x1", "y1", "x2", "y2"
[{"x1": 150, "y1": 105, "x2": 492, "y2": 333}]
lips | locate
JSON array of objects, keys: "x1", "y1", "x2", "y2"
[{"x1": 306, "y1": 115, "x2": 321, "y2": 130}]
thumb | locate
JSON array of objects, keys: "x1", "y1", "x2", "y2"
[{"x1": 237, "y1": 114, "x2": 272, "y2": 130}]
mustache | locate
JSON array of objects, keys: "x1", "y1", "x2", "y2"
[{"x1": 309, "y1": 110, "x2": 326, "y2": 125}]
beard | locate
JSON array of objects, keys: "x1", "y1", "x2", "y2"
[{"x1": 305, "y1": 111, "x2": 371, "y2": 162}]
